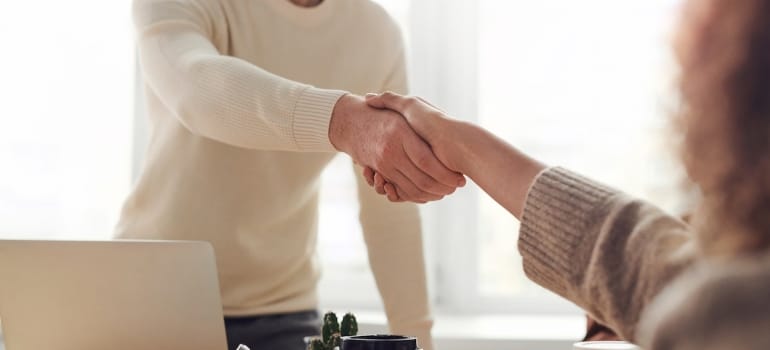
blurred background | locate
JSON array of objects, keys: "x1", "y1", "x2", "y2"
[{"x1": 0, "y1": 0, "x2": 687, "y2": 348}]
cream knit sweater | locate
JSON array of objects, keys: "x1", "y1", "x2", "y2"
[{"x1": 116, "y1": 0, "x2": 433, "y2": 346}]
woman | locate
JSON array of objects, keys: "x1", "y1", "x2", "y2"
[{"x1": 363, "y1": 0, "x2": 770, "y2": 348}]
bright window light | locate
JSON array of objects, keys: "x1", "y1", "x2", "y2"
[
  {"x1": 0, "y1": 1, "x2": 134, "y2": 239},
  {"x1": 476, "y1": 0, "x2": 684, "y2": 300}
]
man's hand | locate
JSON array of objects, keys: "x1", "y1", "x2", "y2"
[
  {"x1": 329, "y1": 94, "x2": 465, "y2": 203},
  {"x1": 361, "y1": 92, "x2": 465, "y2": 201}
]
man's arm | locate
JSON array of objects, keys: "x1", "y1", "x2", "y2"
[
  {"x1": 133, "y1": 0, "x2": 462, "y2": 201},
  {"x1": 133, "y1": 0, "x2": 345, "y2": 151}
]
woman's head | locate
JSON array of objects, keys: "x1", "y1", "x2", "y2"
[{"x1": 676, "y1": 0, "x2": 770, "y2": 256}]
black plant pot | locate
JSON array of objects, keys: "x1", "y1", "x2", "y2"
[{"x1": 341, "y1": 335, "x2": 420, "y2": 350}]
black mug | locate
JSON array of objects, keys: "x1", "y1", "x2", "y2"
[{"x1": 341, "y1": 335, "x2": 420, "y2": 350}]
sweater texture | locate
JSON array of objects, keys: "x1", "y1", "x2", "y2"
[{"x1": 520, "y1": 167, "x2": 770, "y2": 350}]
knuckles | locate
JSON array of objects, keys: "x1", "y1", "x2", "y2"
[
  {"x1": 403, "y1": 96, "x2": 419, "y2": 109},
  {"x1": 414, "y1": 176, "x2": 434, "y2": 192}
]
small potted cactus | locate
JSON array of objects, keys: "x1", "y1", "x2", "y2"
[
  {"x1": 306, "y1": 311, "x2": 359, "y2": 350},
  {"x1": 306, "y1": 311, "x2": 421, "y2": 350}
]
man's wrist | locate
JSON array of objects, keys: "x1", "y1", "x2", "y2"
[{"x1": 329, "y1": 93, "x2": 358, "y2": 153}]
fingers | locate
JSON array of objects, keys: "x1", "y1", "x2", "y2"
[
  {"x1": 383, "y1": 182, "x2": 405, "y2": 202},
  {"x1": 371, "y1": 170, "x2": 404, "y2": 202},
  {"x1": 373, "y1": 171, "x2": 429, "y2": 204},
  {"x1": 403, "y1": 136, "x2": 466, "y2": 189},
  {"x1": 370, "y1": 169, "x2": 437, "y2": 204},
  {"x1": 371, "y1": 164, "x2": 437, "y2": 202},
  {"x1": 399, "y1": 145, "x2": 457, "y2": 196},
  {"x1": 373, "y1": 171, "x2": 387, "y2": 195},
  {"x1": 389, "y1": 169, "x2": 443, "y2": 202},
  {"x1": 365, "y1": 91, "x2": 412, "y2": 113},
  {"x1": 363, "y1": 166, "x2": 376, "y2": 186}
]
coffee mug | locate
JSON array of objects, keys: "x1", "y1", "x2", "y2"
[
  {"x1": 573, "y1": 341, "x2": 640, "y2": 350},
  {"x1": 341, "y1": 335, "x2": 420, "y2": 350}
]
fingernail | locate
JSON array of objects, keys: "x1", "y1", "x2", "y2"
[
  {"x1": 458, "y1": 178, "x2": 466, "y2": 187},
  {"x1": 365, "y1": 93, "x2": 377, "y2": 99}
]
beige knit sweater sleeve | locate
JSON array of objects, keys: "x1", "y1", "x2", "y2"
[
  {"x1": 518, "y1": 167, "x2": 697, "y2": 341},
  {"x1": 133, "y1": 0, "x2": 347, "y2": 151}
]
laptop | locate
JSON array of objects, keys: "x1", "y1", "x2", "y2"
[{"x1": 0, "y1": 239, "x2": 228, "y2": 350}]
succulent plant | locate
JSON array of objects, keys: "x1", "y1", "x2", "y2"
[
  {"x1": 340, "y1": 313, "x2": 358, "y2": 337},
  {"x1": 323, "y1": 312, "x2": 339, "y2": 343},
  {"x1": 307, "y1": 311, "x2": 358, "y2": 350}
]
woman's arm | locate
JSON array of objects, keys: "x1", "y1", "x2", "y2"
[{"x1": 364, "y1": 92, "x2": 698, "y2": 342}]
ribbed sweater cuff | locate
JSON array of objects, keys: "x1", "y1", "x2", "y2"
[
  {"x1": 292, "y1": 87, "x2": 348, "y2": 152},
  {"x1": 518, "y1": 167, "x2": 616, "y2": 299}
]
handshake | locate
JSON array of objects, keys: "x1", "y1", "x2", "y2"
[{"x1": 329, "y1": 92, "x2": 468, "y2": 204}]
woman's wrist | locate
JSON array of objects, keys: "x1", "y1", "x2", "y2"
[
  {"x1": 440, "y1": 119, "x2": 480, "y2": 174},
  {"x1": 442, "y1": 119, "x2": 547, "y2": 217}
]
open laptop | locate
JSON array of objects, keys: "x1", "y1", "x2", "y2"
[{"x1": 0, "y1": 239, "x2": 228, "y2": 350}]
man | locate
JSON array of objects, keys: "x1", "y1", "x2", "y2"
[{"x1": 118, "y1": 0, "x2": 464, "y2": 349}]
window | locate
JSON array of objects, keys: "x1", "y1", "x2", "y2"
[
  {"x1": 472, "y1": 0, "x2": 686, "y2": 312},
  {"x1": 0, "y1": 1, "x2": 134, "y2": 239},
  {"x1": 0, "y1": 0, "x2": 689, "y2": 320}
]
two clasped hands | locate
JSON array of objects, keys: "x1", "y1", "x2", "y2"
[{"x1": 329, "y1": 92, "x2": 546, "y2": 218}]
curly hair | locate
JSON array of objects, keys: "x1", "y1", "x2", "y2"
[{"x1": 677, "y1": 0, "x2": 770, "y2": 256}]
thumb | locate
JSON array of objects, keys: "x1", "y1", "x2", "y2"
[{"x1": 365, "y1": 93, "x2": 387, "y2": 109}]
